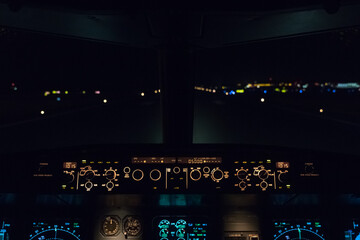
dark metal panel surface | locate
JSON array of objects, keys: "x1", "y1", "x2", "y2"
[{"x1": 0, "y1": 4, "x2": 161, "y2": 47}]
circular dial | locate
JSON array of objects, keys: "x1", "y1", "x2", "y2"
[
  {"x1": 158, "y1": 219, "x2": 170, "y2": 229},
  {"x1": 175, "y1": 219, "x2": 187, "y2": 229},
  {"x1": 132, "y1": 169, "x2": 144, "y2": 181},
  {"x1": 176, "y1": 228, "x2": 186, "y2": 237},
  {"x1": 123, "y1": 216, "x2": 142, "y2": 237},
  {"x1": 258, "y1": 169, "x2": 269, "y2": 180},
  {"x1": 29, "y1": 224, "x2": 81, "y2": 240},
  {"x1": 101, "y1": 216, "x2": 121, "y2": 236},
  {"x1": 190, "y1": 169, "x2": 202, "y2": 181},
  {"x1": 150, "y1": 169, "x2": 162, "y2": 181},
  {"x1": 274, "y1": 227, "x2": 325, "y2": 240},
  {"x1": 84, "y1": 170, "x2": 95, "y2": 180},
  {"x1": 105, "y1": 169, "x2": 116, "y2": 180},
  {"x1": 159, "y1": 229, "x2": 169, "y2": 238},
  {"x1": 211, "y1": 168, "x2": 224, "y2": 182},
  {"x1": 236, "y1": 169, "x2": 248, "y2": 180}
]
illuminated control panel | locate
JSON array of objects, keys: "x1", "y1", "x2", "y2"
[
  {"x1": 273, "y1": 220, "x2": 325, "y2": 240},
  {"x1": 154, "y1": 216, "x2": 208, "y2": 240},
  {"x1": 345, "y1": 220, "x2": 360, "y2": 240},
  {"x1": 29, "y1": 221, "x2": 81, "y2": 240},
  {"x1": 0, "y1": 220, "x2": 11, "y2": 240},
  {"x1": 56, "y1": 156, "x2": 296, "y2": 193}
]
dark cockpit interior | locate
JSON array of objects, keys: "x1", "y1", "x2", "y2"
[{"x1": 1, "y1": 0, "x2": 360, "y2": 239}]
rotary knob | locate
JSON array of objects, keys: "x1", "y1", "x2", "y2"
[
  {"x1": 258, "y1": 169, "x2": 269, "y2": 180},
  {"x1": 190, "y1": 169, "x2": 202, "y2": 181},
  {"x1": 132, "y1": 169, "x2": 144, "y2": 181},
  {"x1": 211, "y1": 168, "x2": 224, "y2": 182},
  {"x1": 150, "y1": 169, "x2": 161, "y2": 181},
  {"x1": 105, "y1": 168, "x2": 117, "y2": 180},
  {"x1": 239, "y1": 181, "x2": 247, "y2": 190},
  {"x1": 260, "y1": 181, "x2": 268, "y2": 190},
  {"x1": 278, "y1": 171, "x2": 289, "y2": 183},
  {"x1": 63, "y1": 171, "x2": 75, "y2": 183},
  {"x1": 85, "y1": 170, "x2": 95, "y2": 180},
  {"x1": 236, "y1": 169, "x2": 248, "y2": 180},
  {"x1": 85, "y1": 181, "x2": 93, "y2": 191},
  {"x1": 106, "y1": 181, "x2": 115, "y2": 191}
]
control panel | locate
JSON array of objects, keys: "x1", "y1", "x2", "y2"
[
  {"x1": 58, "y1": 157, "x2": 296, "y2": 193},
  {"x1": 154, "y1": 216, "x2": 208, "y2": 240}
]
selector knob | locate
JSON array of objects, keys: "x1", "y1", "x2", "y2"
[
  {"x1": 150, "y1": 169, "x2": 161, "y2": 181},
  {"x1": 132, "y1": 169, "x2": 144, "y2": 181},
  {"x1": 190, "y1": 169, "x2": 202, "y2": 181},
  {"x1": 239, "y1": 181, "x2": 247, "y2": 190},
  {"x1": 305, "y1": 165, "x2": 315, "y2": 174},
  {"x1": 211, "y1": 168, "x2": 224, "y2": 182},
  {"x1": 105, "y1": 169, "x2": 117, "y2": 180},
  {"x1": 258, "y1": 169, "x2": 269, "y2": 180},
  {"x1": 278, "y1": 171, "x2": 289, "y2": 183},
  {"x1": 106, "y1": 181, "x2": 115, "y2": 191},
  {"x1": 173, "y1": 166, "x2": 181, "y2": 174},
  {"x1": 260, "y1": 181, "x2": 268, "y2": 190},
  {"x1": 236, "y1": 169, "x2": 248, "y2": 180},
  {"x1": 63, "y1": 171, "x2": 75, "y2": 183},
  {"x1": 85, "y1": 181, "x2": 93, "y2": 191},
  {"x1": 85, "y1": 170, "x2": 95, "y2": 180}
]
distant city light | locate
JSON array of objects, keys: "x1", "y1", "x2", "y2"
[
  {"x1": 11, "y1": 83, "x2": 15, "y2": 87},
  {"x1": 95, "y1": 90, "x2": 101, "y2": 94},
  {"x1": 212, "y1": 89, "x2": 216, "y2": 93},
  {"x1": 158, "y1": 89, "x2": 161, "y2": 93},
  {"x1": 261, "y1": 98, "x2": 265, "y2": 102},
  {"x1": 13, "y1": 87, "x2": 18, "y2": 91},
  {"x1": 320, "y1": 109, "x2": 324, "y2": 113},
  {"x1": 299, "y1": 90, "x2": 303, "y2": 93},
  {"x1": 264, "y1": 90, "x2": 267, "y2": 94},
  {"x1": 65, "y1": 91, "x2": 69, "y2": 94},
  {"x1": 44, "y1": 91, "x2": 50, "y2": 97},
  {"x1": 40, "y1": 110, "x2": 45, "y2": 115},
  {"x1": 236, "y1": 89, "x2": 245, "y2": 93},
  {"x1": 103, "y1": 99, "x2": 107, "y2": 103},
  {"x1": 141, "y1": 92, "x2": 145, "y2": 96},
  {"x1": 225, "y1": 92, "x2": 229, "y2": 96},
  {"x1": 229, "y1": 90, "x2": 235, "y2": 95},
  {"x1": 332, "y1": 89, "x2": 336, "y2": 93},
  {"x1": 56, "y1": 97, "x2": 61, "y2": 101},
  {"x1": 82, "y1": 91, "x2": 86, "y2": 94},
  {"x1": 155, "y1": 90, "x2": 158, "y2": 93}
]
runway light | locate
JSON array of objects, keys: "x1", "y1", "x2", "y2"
[
  {"x1": 40, "y1": 110, "x2": 45, "y2": 115},
  {"x1": 319, "y1": 109, "x2": 324, "y2": 113},
  {"x1": 103, "y1": 99, "x2": 107, "y2": 103},
  {"x1": 141, "y1": 92, "x2": 145, "y2": 96},
  {"x1": 261, "y1": 98, "x2": 265, "y2": 102}
]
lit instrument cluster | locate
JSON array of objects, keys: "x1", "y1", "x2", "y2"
[
  {"x1": 29, "y1": 221, "x2": 81, "y2": 240},
  {"x1": 58, "y1": 157, "x2": 297, "y2": 193},
  {"x1": 273, "y1": 220, "x2": 325, "y2": 240},
  {"x1": 154, "y1": 216, "x2": 208, "y2": 240}
]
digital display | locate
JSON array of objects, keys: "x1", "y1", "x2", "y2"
[
  {"x1": 154, "y1": 216, "x2": 208, "y2": 240},
  {"x1": 29, "y1": 221, "x2": 81, "y2": 240},
  {"x1": 345, "y1": 220, "x2": 360, "y2": 240},
  {"x1": 0, "y1": 220, "x2": 11, "y2": 240},
  {"x1": 132, "y1": 157, "x2": 176, "y2": 164},
  {"x1": 273, "y1": 220, "x2": 325, "y2": 240}
]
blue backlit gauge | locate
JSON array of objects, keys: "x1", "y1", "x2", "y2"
[
  {"x1": 159, "y1": 229, "x2": 169, "y2": 238},
  {"x1": 29, "y1": 224, "x2": 81, "y2": 240},
  {"x1": 176, "y1": 229, "x2": 186, "y2": 238},
  {"x1": 175, "y1": 219, "x2": 187, "y2": 229},
  {"x1": 158, "y1": 220, "x2": 171, "y2": 229},
  {"x1": 274, "y1": 227, "x2": 325, "y2": 240}
]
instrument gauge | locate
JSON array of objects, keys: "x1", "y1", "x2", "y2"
[
  {"x1": 29, "y1": 222, "x2": 81, "y2": 240},
  {"x1": 123, "y1": 216, "x2": 142, "y2": 237},
  {"x1": 274, "y1": 221, "x2": 325, "y2": 240},
  {"x1": 175, "y1": 219, "x2": 187, "y2": 229},
  {"x1": 159, "y1": 219, "x2": 171, "y2": 229},
  {"x1": 101, "y1": 216, "x2": 121, "y2": 236}
]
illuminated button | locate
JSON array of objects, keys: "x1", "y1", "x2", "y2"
[
  {"x1": 85, "y1": 181, "x2": 93, "y2": 191},
  {"x1": 203, "y1": 166, "x2": 210, "y2": 174},
  {"x1": 260, "y1": 181, "x2": 268, "y2": 190},
  {"x1": 106, "y1": 181, "x2": 114, "y2": 191},
  {"x1": 132, "y1": 169, "x2": 144, "y2": 181},
  {"x1": 150, "y1": 169, "x2": 161, "y2": 181},
  {"x1": 190, "y1": 169, "x2": 202, "y2": 181},
  {"x1": 236, "y1": 169, "x2": 248, "y2": 180},
  {"x1": 123, "y1": 167, "x2": 131, "y2": 174},
  {"x1": 173, "y1": 167, "x2": 181, "y2": 174},
  {"x1": 211, "y1": 168, "x2": 224, "y2": 182}
]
